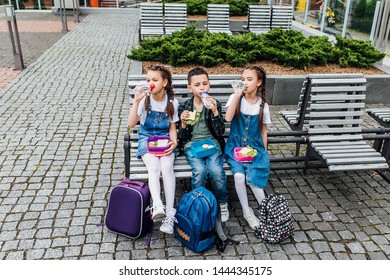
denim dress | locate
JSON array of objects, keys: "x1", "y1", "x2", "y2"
[
  {"x1": 136, "y1": 98, "x2": 170, "y2": 158},
  {"x1": 224, "y1": 112, "x2": 270, "y2": 189}
]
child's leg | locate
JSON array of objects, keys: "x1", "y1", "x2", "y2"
[
  {"x1": 250, "y1": 186, "x2": 265, "y2": 206},
  {"x1": 160, "y1": 153, "x2": 176, "y2": 210},
  {"x1": 206, "y1": 151, "x2": 227, "y2": 203},
  {"x1": 234, "y1": 172, "x2": 260, "y2": 229},
  {"x1": 159, "y1": 153, "x2": 177, "y2": 234},
  {"x1": 184, "y1": 148, "x2": 208, "y2": 188},
  {"x1": 233, "y1": 172, "x2": 250, "y2": 214},
  {"x1": 142, "y1": 153, "x2": 163, "y2": 206}
]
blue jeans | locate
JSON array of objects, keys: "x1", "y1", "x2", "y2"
[{"x1": 184, "y1": 146, "x2": 228, "y2": 204}]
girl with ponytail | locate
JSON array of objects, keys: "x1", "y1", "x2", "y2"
[
  {"x1": 128, "y1": 65, "x2": 179, "y2": 235},
  {"x1": 224, "y1": 65, "x2": 271, "y2": 231}
]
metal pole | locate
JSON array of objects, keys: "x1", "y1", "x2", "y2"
[
  {"x1": 60, "y1": 0, "x2": 68, "y2": 33},
  {"x1": 377, "y1": 0, "x2": 390, "y2": 50},
  {"x1": 341, "y1": 0, "x2": 352, "y2": 37},
  {"x1": 383, "y1": 1, "x2": 390, "y2": 50},
  {"x1": 370, "y1": 1, "x2": 382, "y2": 44},
  {"x1": 303, "y1": 0, "x2": 310, "y2": 25},
  {"x1": 15, "y1": 0, "x2": 20, "y2": 10},
  {"x1": 374, "y1": 0, "x2": 385, "y2": 47},
  {"x1": 12, "y1": 14, "x2": 24, "y2": 70},
  {"x1": 38, "y1": 0, "x2": 42, "y2": 10},
  {"x1": 4, "y1": 5, "x2": 24, "y2": 70},
  {"x1": 73, "y1": 0, "x2": 80, "y2": 23},
  {"x1": 320, "y1": 0, "x2": 329, "y2": 32}
]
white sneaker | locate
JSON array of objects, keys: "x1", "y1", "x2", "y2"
[
  {"x1": 151, "y1": 204, "x2": 166, "y2": 222},
  {"x1": 160, "y1": 208, "x2": 177, "y2": 234},
  {"x1": 243, "y1": 208, "x2": 260, "y2": 230},
  {"x1": 220, "y1": 203, "x2": 229, "y2": 222}
]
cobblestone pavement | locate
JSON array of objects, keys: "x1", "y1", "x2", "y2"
[{"x1": 0, "y1": 11, "x2": 390, "y2": 260}]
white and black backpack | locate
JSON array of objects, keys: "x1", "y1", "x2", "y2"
[{"x1": 255, "y1": 194, "x2": 294, "y2": 244}]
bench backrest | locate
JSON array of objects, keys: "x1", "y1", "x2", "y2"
[
  {"x1": 248, "y1": 5, "x2": 271, "y2": 34},
  {"x1": 290, "y1": 74, "x2": 366, "y2": 131},
  {"x1": 164, "y1": 3, "x2": 187, "y2": 35},
  {"x1": 271, "y1": 5, "x2": 293, "y2": 30},
  {"x1": 140, "y1": 3, "x2": 164, "y2": 39},
  {"x1": 207, "y1": 4, "x2": 232, "y2": 34},
  {"x1": 307, "y1": 75, "x2": 367, "y2": 137}
]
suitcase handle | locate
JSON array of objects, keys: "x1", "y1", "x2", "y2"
[{"x1": 122, "y1": 178, "x2": 146, "y2": 188}]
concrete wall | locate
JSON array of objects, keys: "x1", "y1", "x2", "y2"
[
  {"x1": 267, "y1": 74, "x2": 390, "y2": 105},
  {"x1": 130, "y1": 60, "x2": 390, "y2": 105}
]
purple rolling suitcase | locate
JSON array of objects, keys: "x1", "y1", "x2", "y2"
[{"x1": 105, "y1": 179, "x2": 153, "y2": 239}]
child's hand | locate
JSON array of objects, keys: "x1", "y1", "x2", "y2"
[
  {"x1": 207, "y1": 97, "x2": 218, "y2": 115},
  {"x1": 180, "y1": 110, "x2": 190, "y2": 122},
  {"x1": 164, "y1": 141, "x2": 177, "y2": 155},
  {"x1": 132, "y1": 85, "x2": 148, "y2": 102}
]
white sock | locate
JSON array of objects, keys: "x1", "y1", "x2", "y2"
[{"x1": 234, "y1": 173, "x2": 250, "y2": 214}]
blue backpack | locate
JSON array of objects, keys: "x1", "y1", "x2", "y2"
[{"x1": 174, "y1": 187, "x2": 218, "y2": 253}]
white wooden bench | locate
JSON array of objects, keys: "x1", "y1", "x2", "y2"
[
  {"x1": 139, "y1": 3, "x2": 164, "y2": 41},
  {"x1": 271, "y1": 5, "x2": 293, "y2": 30},
  {"x1": 279, "y1": 74, "x2": 367, "y2": 131},
  {"x1": 366, "y1": 107, "x2": 390, "y2": 180},
  {"x1": 206, "y1": 4, "x2": 232, "y2": 35},
  {"x1": 304, "y1": 76, "x2": 389, "y2": 172},
  {"x1": 164, "y1": 3, "x2": 187, "y2": 35},
  {"x1": 248, "y1": 4, "x2": 271, "y2": 34},
  {"x1": 366, "y1": 108, "x2": 390, "y2": 128}
]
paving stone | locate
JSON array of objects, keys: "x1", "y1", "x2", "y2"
[
  {"x1": 338, "y1": 230, "x2": 355, "y2": 240},
  {"x1": 64, "y1": 246, "x2": 82, "y2": 258},
  {"x1": 44, "y1": 248, "x2": 64, "y2": 259},
  {"x1": 368, "y1": 251, "x2": 388, "y2": 260},
  {"x1": 296, "y1": 243, "x2": 314, "y2": 254},
  {"x1": 350, "y1": 254, "x2": 368, "y2": 260},
  {"x1": 307, "y1": 230, "x2": 324, "y2": 240},
  {"x1": 82, "y1": 244, "x2": 100, "y2": 256},
  {"x1": 148, "y1": 249, "x2": 166, "y2": 259},
  {"x1": 26, "y1": 249, "x2": 45, "y2": 260},
  {"x1": 6, "y1": 251, "x2": 24, "y2": 260},
  {"x1": 346, "y1": 242, "x2": 366, "y2": 254}
]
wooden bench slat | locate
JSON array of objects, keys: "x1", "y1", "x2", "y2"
[
  {"x1": 329, "y1": 163, "x2": 389, "y2": 172},
  {"x1": 326, "y1": 157, "x2": 387, "y2": 164}
]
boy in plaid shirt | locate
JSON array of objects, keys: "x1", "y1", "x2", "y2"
[{"x1": 177, "y1": 67, "x2": 229, "y2": 222}]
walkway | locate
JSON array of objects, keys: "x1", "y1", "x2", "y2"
[{"x1": 0, "y1": 11, "x2": 389, "y2": 260}]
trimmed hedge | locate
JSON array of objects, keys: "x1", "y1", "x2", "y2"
[{"x1": 128, "y1": 26, "x2": 385, "y2": 69}]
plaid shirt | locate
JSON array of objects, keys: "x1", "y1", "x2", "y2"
[{"x1": 177, "y1": 97, "x2": 225, "y2": 155}]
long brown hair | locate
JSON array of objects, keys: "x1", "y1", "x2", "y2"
[
  {"x1": 235, "y1": 65, "x2": 267, "y2": 128},
  {"x1": 144, "y1": 65, "x2": 175, "y2": 118}
]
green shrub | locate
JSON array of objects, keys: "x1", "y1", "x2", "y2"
[
  {"x1": 128, "y1": 26, "x2": 385, "y2": 69},
  {"x1": 334, "y1": 35, "x2": 385, "y2": 68}
]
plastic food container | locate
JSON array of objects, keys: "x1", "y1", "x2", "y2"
[
  {"x1": 191, "y1": 139, "x2": 217, "y2": 159},
  {"x1": 147, "y1": 136, "x2": 170, "y2": 156},
  {"x1": 234, "y1": 147, "x2": 256, "y2": 162}
]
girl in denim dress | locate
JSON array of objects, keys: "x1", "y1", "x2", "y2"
[
  {"x1": 224, "y1": 66, "x2": 271, "y2": 230},
  {"x1": 128, "y1": 65, "x2": 179, "y2": 234}
]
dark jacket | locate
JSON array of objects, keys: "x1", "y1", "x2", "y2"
[{"x1": 178, "y1": 97, "x2": 226, "y2": 155}]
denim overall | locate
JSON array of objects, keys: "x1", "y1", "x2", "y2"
[
  {"x1": 224, "y1": 112, "x2": 270, "y2": 189},
  {"x1": 137, "y1": 97, "x2": 170, "y2": 158}
]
